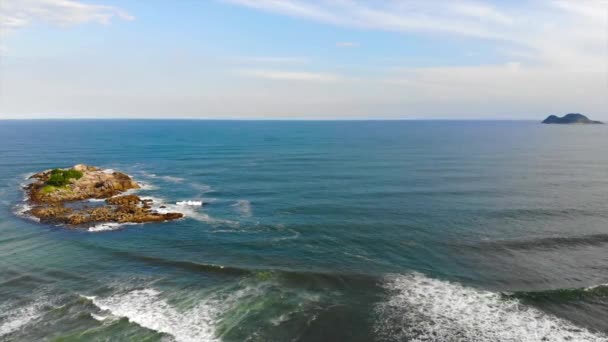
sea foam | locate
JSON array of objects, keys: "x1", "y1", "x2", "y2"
[
  {"x1": 375, "y1": 273, "x2": 607, "y2": 342},
  {"x1": 12, "y1": 202, "x2": 40, "y2": 223},
  {"x1": 0, "y1": 302, "x2": 44, "y2": 337},
  {"x1": 88, "y1": 223, "x2": 124, "y2": 232},
  {"x1": 176, "y1": 200, "x2": 203, "y2": 206},
  {"x1": 85, "y1": 288, "x2": 219, "y2": 342},
  {"x1": 141, "y1": 196, "x2": 237, "y2": 226}
]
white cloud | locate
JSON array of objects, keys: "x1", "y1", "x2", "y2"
[
  {"x1": 237, "y1": 69, "x2": 342, "y2": 82},
  {"x1": 336, "y1": 42, "x2": 359, "y2": 48},
  {"x1": 224, "y1": 0, "x2": 607, "y2": 69},
  {"x1": 222, "y1": 0, "x2": 608, "y2": 118},
  {"x1": 0, "y1": 0, "x2": 133, "y2": 32},
  {"x1": 231, "y1": 56, "x2": 309, "y2": 64}
]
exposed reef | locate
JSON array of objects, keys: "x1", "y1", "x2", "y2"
[
  {"x1": 542, "y1": 113, "x2": 603, "y2": 124},
  {"x1": 23, "y1": 164, "x2": 183, "y2": 227}
]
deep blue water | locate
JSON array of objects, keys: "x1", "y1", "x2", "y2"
[{"x1": 1, "y1": 120, "x2": 608, "y2": 341}]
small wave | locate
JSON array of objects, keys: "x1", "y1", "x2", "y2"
[
  {"x1": 273, "y1": 228, "x2": 300, "y2": 242},
  {"x1": 89, "y1": 312, "x2": 115, "y2": 322},
  {"x1": 21, "y1": 172, "x2": 36, "y2": 180},
  {"x1": 84, "y1": 288, "x2": 219, "y2": 342},
  {"x1": 472, "y1": 234, "x2": 608, "y2": 252},
  {"x1": 375, "y1": 273, "x2": 607, "y2": 342},
  {"x1": 137, "y1": 181, "x2": 158, "y2": 191},
  {"x1": 231, "y1": 200, "x2": 252, "y2": 217},
  {"x1": 505, "y1": 283, "x2": 608, "y2": 303},
  {"x1": 191, "y1": 183, "x2": 213, "y2": 193},
  {"x1": 177, "y1": 200, "x2": 203, "y2": 206},
  {"x1": 138, "y1": 171, "x2": 157, "y2": 178},
  {"x1": 137, "y1": 171, "x2": 184, "y2": 183},
  {"x1": 485, "y1": 208, "x2": 608, "y2": 220},
  {"x1": 160, "y1": 175, "x2": 185, "y2": 183}
]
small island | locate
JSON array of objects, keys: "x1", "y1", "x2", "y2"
[
  {"x1": 542, "y1": 113, "x2": 603, "y2": 124},
  {"x1": 22, "y1": 164, "x2": 183, "y2": 227}
]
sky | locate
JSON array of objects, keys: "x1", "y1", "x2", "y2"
[{"x1": 0, "y1": 0, "x2": 607, "y2": 120}]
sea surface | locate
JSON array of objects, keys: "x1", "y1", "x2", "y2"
[{"x1": 1, "y1": 120, "x2": 608, "y2": 341}]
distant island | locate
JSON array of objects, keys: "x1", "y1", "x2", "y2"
[
  {"x1": 542, "y1": 113, "x2": 603, "y2": 124},
  {"x1": 22, "y1": 164, "x2": 183, "y2": 227}
]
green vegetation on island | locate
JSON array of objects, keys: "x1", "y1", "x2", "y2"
[{"x1": 46, "y1": 169, "x2": 84, "y2": 187}]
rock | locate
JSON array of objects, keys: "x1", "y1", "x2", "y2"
[
  {"x1": 73, "y1": 164, "x2": 100, "y2": 172},
  {"x1": 107, "y1": 195, "x2": 142, "y2": 206},
  {"x1": 542, "y1": 113, "x2": 603, "y2": 124},
  {"x1": 23, "y1": 165, "x2": 183, "y2": 229}
]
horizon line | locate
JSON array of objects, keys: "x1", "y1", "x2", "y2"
[{"x1": 0, "y1": 117, "x2": 543, "y2": 122}]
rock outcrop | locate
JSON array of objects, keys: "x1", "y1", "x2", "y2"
[
  {"x1": 23, "y1": 165, "x2": 183, "y2": 228},
  {"x1": 542, "y1": 113, "x2": 603, "y2": 124}
]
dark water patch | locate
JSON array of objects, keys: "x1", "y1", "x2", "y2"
[
  {"x1": 0, "y1": 274, "x2": 49, "y2": 288},
  {"x1": 466, "y1": 234, "x2": 608, "y2": 252},
  {"x1": 110, "y1": 250, "x2": 251, "y2": 277},
  {"x1": 0, "y1": 231, "x2": 45, "y2": 245},
  {"x1": 484, "y1": 208, "x2": 608, "y2": 220}
]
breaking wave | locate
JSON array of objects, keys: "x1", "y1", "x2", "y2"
[
  {"x1": 83, "y1": 288, "x2": 219, "y2": 342},
  {"x1": 375, "y1": 273, "x2": 607, "y2": 342}
]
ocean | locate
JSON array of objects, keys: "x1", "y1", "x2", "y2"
[{"x1": 1, "y1": 120, "x2": 607, "y2": 341}]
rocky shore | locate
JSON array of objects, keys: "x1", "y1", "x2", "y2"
[{"x1": 23, "y1": 164, "x2": 183, "y2": 227}]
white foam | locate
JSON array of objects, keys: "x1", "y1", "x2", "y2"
[
  {"x1": 139, "y1": 171, "x2": 157, "y2": 178},
  {"x1": 138, "y1": 171, "x2": 184, "y2": 183},
  {"x1": 86, "y1": 288, "x2": 219, "y2": 342},
  {"x1": 137, "y1": 181, "x2": 158, "y2": 191},
  {"x1": 102, "y1": 168, "x2": 116, "y2": 174},
  {"x1": 0, "y1": 302, "x2": 44, "y2": 337},
  {"x1": 160, "y1": 175, "x2": 185, "y2": 183},
  {"x1": 231, "y1": 200, "x2": 252, "y2": 217},
  {"x1": 375, "y1": 273, "x2": 607, "y2": 342},
  {"x1": 141, "y1": 196, "x2": 237, "y2": 226},
  {"x1": 13, "y1": 202, "x2": 40, "y2": 222},
  {"x1": 176, "y1": 200, "x2": 203, "y2": 206},
  {"x1": 22, "y1": 172, "x2": 36, "y2": 180},
  {"x1": 88, "y1": 223, "x2": 123, "y2": 232},
  {"x1": 88, "y1": 198, "x2": 106, "y2": 203}
]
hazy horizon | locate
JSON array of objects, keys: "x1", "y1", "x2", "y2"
[{"x1": 1, "y1": 0, "x2": 607, "y2": 120}]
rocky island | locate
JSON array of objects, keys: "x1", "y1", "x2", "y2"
[
  {"x1": 22, "y1": 164, "x2": 183, "y2": 227},
  {"x1": 542, "y1": 113, "x2": 603, "y2": 124}
]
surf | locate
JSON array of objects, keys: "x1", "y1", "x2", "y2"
[{"x1": 375, "y1": 273, "x2": 607, "y2": 342}]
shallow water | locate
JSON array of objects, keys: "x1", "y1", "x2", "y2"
[{"x1": 1, "y1": 120, "x2": 608, "y2": 341}]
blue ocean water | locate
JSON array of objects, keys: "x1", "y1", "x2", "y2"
[{"x1": 1, "y1": 120, "x2": 608, "y2": 341}]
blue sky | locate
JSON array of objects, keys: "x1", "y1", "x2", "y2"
[{"x1": 0, "y1": 0, "x2": 606, "y2": 119}]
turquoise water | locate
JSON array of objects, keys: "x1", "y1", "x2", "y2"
[{"x1": 1, "y1": 120, "x2": 608, "y2": 341}]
